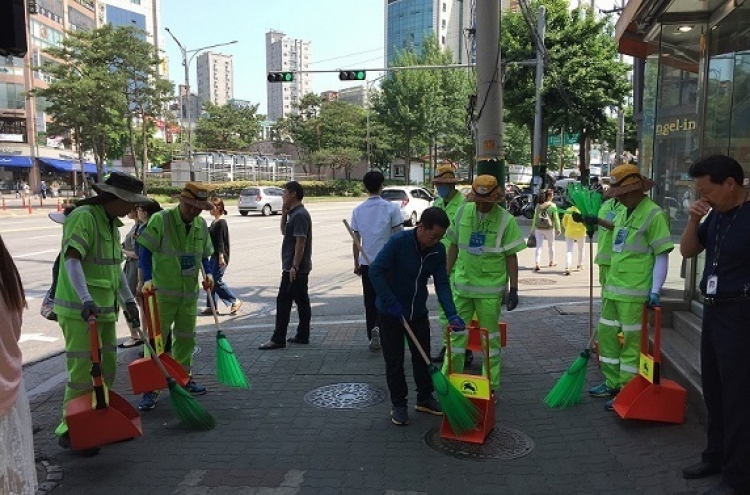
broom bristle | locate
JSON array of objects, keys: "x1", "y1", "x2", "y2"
[
  {"x1": 216, "y1": 332, "x2": 251, "y2": 389},
  {"x1": 544, "y1": 350, "x2": 591, "y2": 408},
  {"x1": 430, "y1": 366, "x2": 481, "y2": 434},
  {"x1": 167, "y1": 381, "x2": 216, "y2": 431}
]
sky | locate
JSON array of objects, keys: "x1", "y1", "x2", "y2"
[{"x1": 160, "y1": 0, "x2": 387, "y2": 116}]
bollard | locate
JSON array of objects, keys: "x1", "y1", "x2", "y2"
[
  {"x1": 57, "y1": 199, "x2": 62, "y2": 212},
  {"x1": 28, "y1": 202, "x2": 32, "y2": 214},
  {"x1": 1, "y1": 197, "x2": 5, "y2": 210},
  {"x1": 40, "y1": 196, "x2": 43, "y2": 207}
]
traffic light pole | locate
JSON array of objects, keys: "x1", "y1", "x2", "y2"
[
  {"x1": 474, "y1": 0, "x2": 504, "y2": 192},
  {"x1": 532, "y1": 6, "x2": 546, "y2": 192}
]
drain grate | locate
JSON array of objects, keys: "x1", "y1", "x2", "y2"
[
  {"x1": 304, "y1": 383, "x2": 387, "y2": 409},
  {"x1": 423, "y1": 426, "x2": 534, "y2": 460}
]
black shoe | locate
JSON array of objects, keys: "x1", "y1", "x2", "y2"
[
  {"x1": 258, "y1": 340, "x2": 286, "y2": 350},
  {"x1": 702, "y1": 482, "x2": 747, "y2": 495},
  {"x1": 58, "y1": 432, "x2": 101, "y2": 457},
  {"x1": 287, "y1": 336, "x2": 309, "y2": 344},
  {"x1": 415, "y1": 396, "x2": 443, "y2": 416},
  {"x1": 683, "y1": 460, "x2": 722, "y2": 479},
  {"x1": 391, "y1": 404, "x2": 409, "y2": 425},
  {"x1": 431, "y1": 346, "x2": 446, "y2": 363},
  {"x1": 464, "y1": 350, "x2": 474, "y2": 366}
]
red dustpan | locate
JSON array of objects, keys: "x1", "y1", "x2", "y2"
[
  {"x1": 612, "y1": 306, "x2": 686, "y2": 424},
  {"x1": 66, "y1": 317, "x2": 143, "y2": 450},
  {"x1": 129, "y1": 289, "x2": 190, "y2": 394}
]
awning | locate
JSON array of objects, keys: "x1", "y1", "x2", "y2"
[
  {"x1": 38, "y1": 158, "x2": 98, "y2": 174},
  {"x1": 0, "y1": 155, "x2": 33, "y2": 168}
]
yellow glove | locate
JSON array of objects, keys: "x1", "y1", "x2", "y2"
[
  {"x1": 202, "y1": 274, "x2": 214, "y2": 292},
  {"x1": 142, "y1": 280, "x2": 155, "y2": 294}
]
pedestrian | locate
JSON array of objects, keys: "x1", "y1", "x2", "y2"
[
  {"x1": 202, "y1": 197, "x2": 243, "y2": 316},
  {"x1": 562, "y1": 204, "x2": 586, "y2": 275},
  {"x1": 440, "y1": 175, "x2": 523, "y2": 393},
  {"x1": 51, "y1": 182, "x2": 60, "y2": 198},
  {"x1": 258, "y1": 181, "x2": 312, "y2": 350},
  {"x1": 22, "y1": 182, "x2": 30, "y2": 200},
  {"x1": 118, "y1": 207, "x2": 145, "y2": 349},
  {"x1": 428, "y1": 164, "x2": 467, "y2": 363},
  {"x1": 136, "y1": 183, "x2": 215, "y2": 411},
  {"x1": 52, "y1": 172, "x2": 148, "y2": 455},
  {"x1": 679, "y1": 155, "x2": 750, "y2": 495},
  {"x1": 349, "y1": 171, "x2": 403, "y2": 352},
  {"x1": 40, "y1": 181, "x2": 47, "y2": 200},
  {"x1": 0, "y1": 235, "x2": 38, "y2": 494},
  {"x1": 369, "y1": 207, "x2": 465, "y2": 426},
  {"x1": 531, "y1": 188, "x2": 561, "y2": 271},
  {"x1": 575, "y1": 164, "x2": 673, "y2": 411}
]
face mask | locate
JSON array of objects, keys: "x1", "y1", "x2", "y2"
[{"x1": 436, "y1": 185, "x2": 452, "y2": 198}]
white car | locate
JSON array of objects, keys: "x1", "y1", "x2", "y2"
[{"x1": 381, "y1": 186, "x2": 435, "y2": 226}]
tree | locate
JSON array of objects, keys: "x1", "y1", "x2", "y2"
[
  {"x1": 501, "y1": 0, "x2": 631, "y2": 183},
  {"x1": 194, "y1": 101, "x2": 263, "y2": 151}
]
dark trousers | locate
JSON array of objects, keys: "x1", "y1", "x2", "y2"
[
  {"x1": 359, "y1": 265, "x2": 379, "y2": 339},
  {"x1": 271, "y1": 271, "x2": 311, "y2": 344},
  {"x1": 701, "y1": 303, "x2": 750, "y2": 490},
  {"x1": 206, "y1": 256, "x2": 238, "y2": 308},
  {"x1": 379, "y1": 311, "x2": 433, "y2": 406}
]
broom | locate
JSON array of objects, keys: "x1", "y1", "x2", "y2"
[
  {"x1": 342, "y1": 219, "x2": 480, "y2": 433},
  {"x1": 133, "y1": 323, "x2": 216, "y2": 430},
  {"x1": 202, "y1": 268, "x2": 250, "y2": 389}
]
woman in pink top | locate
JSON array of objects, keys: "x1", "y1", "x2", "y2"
[{"x1": 0, "y1": 234, "x2": 37, "y2": 494}]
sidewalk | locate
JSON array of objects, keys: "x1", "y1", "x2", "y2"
[{"x1": 27, "y1": 302, "x2": 714, "y2": 494}]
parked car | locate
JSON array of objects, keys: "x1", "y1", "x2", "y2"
[
  {"x1": 237, "y1": 186, "x2": 284, "y2": 216},
  {"x1": 381, "y1": 186, "x2": 435, "y2": 226}
]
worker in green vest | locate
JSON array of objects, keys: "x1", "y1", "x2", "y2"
[
  {"x1": 595, "y1": 197, "x2": 623, "y2": 288},
  {"x1": 576, "y1": 164, "x2": 674, "y2": 411},
  {"x1": 429, "y1": 164, "x2": 469, "y2": 364},
  {"x1": 136, "y1": 182, "x2": 215, "y2": 411},
  {"x1": 441, "y1": 175, "x2": 525, "y2": 392},
  {"x1": 53, "y1": 172, "x2": 150, "y2": 455}
]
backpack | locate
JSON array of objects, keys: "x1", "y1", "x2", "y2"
[{"x1": 536, "y1": 206, "x2": 553, "y2": 229}]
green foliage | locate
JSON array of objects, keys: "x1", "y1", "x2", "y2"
[
  {"x1": 194, "y1": 101, "x2": 263, "y2": 151},
  {"x1": 144, "y1": 179, "x2": 367, "y2": 199}
]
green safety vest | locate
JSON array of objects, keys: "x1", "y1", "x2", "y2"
[
  {"x1": 54, "y1": 204, "x2": 124, "y2": 322},
  {"x1": 434, "y1": 192, "x2": 465, "y2": 252},
  {"x1": 137, "y1": 206, "x2": 213, "y2": 300},
  {"x1": 595, "y1": 198, "x2": 623, "y2": 266},
  {"x1": 448, "y1": 202, "x2": 525, "y2": 298},
  {"x1": 603, "y1": 197, "x2": 674, "y2": 302}
]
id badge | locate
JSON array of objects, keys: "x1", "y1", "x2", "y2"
[
  {"x1": 612, "y1": 228, "x2": 627, "y2": 253},
  {"x1": 180, "y1": 255, "x2": 196, "y2": 276},
  {"x1": 706, "y1": 275, "x2": 718, "y2": 295},
  {"x1": 468, "y1": 231, "x2": 486, "y2": 255}
]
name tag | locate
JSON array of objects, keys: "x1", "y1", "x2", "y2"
[
  {"x1": 612, "y1": 228, "x2": 627, "y2": 253},
  {"x1": 468, "y1": 231, "x2": 485, "y2": 255},
  {"x1": 180, "y1": 255, "x2": 196, "y2": 276},
  {"x1": 706, "y1": 275, "x2": 718, "y2": 295}
]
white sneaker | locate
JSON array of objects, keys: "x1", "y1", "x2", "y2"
[{"x1": 369, "y1": 327, "x2": 381, "y2": 352}]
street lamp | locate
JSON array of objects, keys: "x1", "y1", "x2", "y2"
[
  {"x1": 365, "y1": 75, "x2": 385, "y2": 170},
  {"x1": 165, "y1": 28, "x2": 237, "y2": 181}
]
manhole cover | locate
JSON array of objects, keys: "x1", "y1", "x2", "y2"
[
  {"x1": 519, "y1": 278, "x2": 556, "y2": 285},
  {"x1": 424, "y1": 426, "x2": 534, "y2": 460},
  {"x1": 304, "y1": 383, "x2": 387, "y2": 409}
]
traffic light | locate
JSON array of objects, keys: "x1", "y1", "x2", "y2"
[
  {"x1": 267, "y1": 72, "x2": 294, "y2": 83},
  {"x1": 339, "y1": 70, "x2": 366, "y2": 81}
]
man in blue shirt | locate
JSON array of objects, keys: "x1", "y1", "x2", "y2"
[{"x1": 369, "y1": 207, "x2": 465, "y2": 426}]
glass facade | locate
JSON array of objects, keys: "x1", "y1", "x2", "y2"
[
  {"x1": 106, "y1": 5, "x2": 146, "y2": 32},
  {"x1": 386, "y1": 0, "x2": 435, "y2": 65}
]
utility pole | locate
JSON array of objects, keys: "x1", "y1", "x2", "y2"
[
  {"x1": 532, "y1": 6, "x2": 546, "y2": 192},
  {"x1": 474, "y1": 0, "x2": 504, "y2": 191},
  {"x1": 614, "y1": 0, "x2": 625, "y2": 174},
  {"x1": 23, "y1": 0, "x2": 39, "y2": 193}
]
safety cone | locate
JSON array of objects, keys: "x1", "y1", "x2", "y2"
[
  {"x1": 1, "y1": 197, "x2": 5, "y2": 210},
  {"x1": 57, "y1": 199, "x2": 62, "y2": 212},
  {"x1": 27, "y1": 202, "x2": 32, "y2": 214}
]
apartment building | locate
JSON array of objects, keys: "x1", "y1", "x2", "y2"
[{"x1": 265, "y1": 30, "x2": 312, "y2": 121}]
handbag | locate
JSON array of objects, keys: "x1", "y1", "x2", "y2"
[
  {"x1": 40, "y1": 287, "x2": 57, "y2": 321},
  {"x1": 526, "y1": 235, "x2": 537, "y2": 248}
]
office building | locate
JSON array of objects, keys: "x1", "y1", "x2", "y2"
[
  {"x1": 385, "y1": 0, "x2": 474, "y2": 66},
  {"x1": 196, "y1": 51, "x2": 234, "y2": 106},
  {"x1": 266, "y1": 30, "x2": 312, "y2": 121},
  {"x1": 337, "y1": 85, "x2": 369, "y2": 108}
]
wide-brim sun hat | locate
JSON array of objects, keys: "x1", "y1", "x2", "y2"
[
  {"x1": 90, "y1": 171, "x2": 151, "y2": 204},
  {"x1": 48, "y1": 212, "x2": 67, "y2": 224},
  {"x1": 175, "y1": 182, "x2": 215, "y2": 210},
  {"x1": 431, "y1": 164, "x2": 462, "y2": 184},
  {"x1": 605, "y1": 164, "x2": 655, "y2": 198},
  {"x1": 466, "y1": 174, "x2": 504, "y2": 203}
]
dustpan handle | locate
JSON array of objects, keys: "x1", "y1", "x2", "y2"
[
  {"x1": 87, "y1": 317, "x2": 107, "y2": 410},
  {"x1": 642, "y1": 305, "x2": 662, "y2": 380},
  {"x1": 480, "y1": 327, "x2": 491, "y2": 383},
  {"x1": 142, "y1": 290, "x2": 164, "y2": 354}
]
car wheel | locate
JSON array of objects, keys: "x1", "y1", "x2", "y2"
[
  {"x1": 239, "y1": 211, "x2": 248, "y2": 216},
  {"x1": 262, "y1": 204, "x2": 272, "y2": 216},
  {"x1": 410, "y1": 211, "x2": 418, "y2": 226}
]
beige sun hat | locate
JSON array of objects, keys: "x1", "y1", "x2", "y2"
[
  {"x1": 431, "y1": 164, "x2": 461, "y2": 184},
  {"x1": 466, "y1": 174, "x2": 503, "y2": 203},
  {"x1": 605, "y1": 164, "x2": 655, "y2": 198},
  {"x1": 177, "y1": 182, "x2": 215, "y2": 210}
]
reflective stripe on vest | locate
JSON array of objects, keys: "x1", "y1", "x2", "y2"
[{"x1": 53, "y1": 298, "x2": 117, "y2": 315}]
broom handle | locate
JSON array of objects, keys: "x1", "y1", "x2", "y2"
[
  {"x1": 133, "y1": 320, "x2": 174, "y2": 381},
  {"x1": 343, "y1": 219, "x2": 432, "y2": 365},
  {"x1": 200, "y1": 266, "x2": 223, "y2": 334},
  {"x1": 589, "y1": 233, "x2": 594, "y2": 339}
]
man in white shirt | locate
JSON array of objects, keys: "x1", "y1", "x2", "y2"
[{"x1": 350, "y1": 171, "x2": 404, "y2": 351}]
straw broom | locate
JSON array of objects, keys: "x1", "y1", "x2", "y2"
[
  {"x1": 202, "y1": 268, "x2": 250, "y2": 389},
  {"x1": 133, "y1": 324, "x2": 216, "y2": 430},
  {"x1": 342, "y1": 219, "x2": 480, "y2": 433}
]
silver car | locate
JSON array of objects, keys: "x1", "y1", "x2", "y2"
[{"x1": 238, "y1": 186, "x2": 284, "y2": 216}]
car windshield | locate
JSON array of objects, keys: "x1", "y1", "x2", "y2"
[
  {"x1": 241, "y1": 188, "x2": 259, "y2": 196},
  {"x1": 382, "y1": 190, "x2": 407, "y2": 201}
]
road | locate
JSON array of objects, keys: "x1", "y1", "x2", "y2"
[{"x1": 3, "y1": 199, "x2": 596, "y2": 368}]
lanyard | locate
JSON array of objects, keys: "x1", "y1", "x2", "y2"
[{"x1": 711, "y1": 203, "x2": 745, "y2": 273}]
